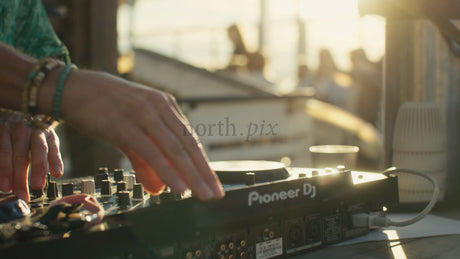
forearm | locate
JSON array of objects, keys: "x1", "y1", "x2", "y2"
[
  {"x1": 0, "y1": 44, "x2": 35, "y2": 111},
  {"x1": 0, "y1": 43, "x2": 62, "y2": 117}
]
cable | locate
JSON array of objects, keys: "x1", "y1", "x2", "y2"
[{"x1": 352, "y1": 167, "x2": 440, "y2": 228}]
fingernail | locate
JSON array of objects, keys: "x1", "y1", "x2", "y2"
[
  {"x1": 52, "y1": 166, "x2": 64, "y2": 177},
  {"x1": 0, "y1": 178, "x2": 10, "y2": 192}
]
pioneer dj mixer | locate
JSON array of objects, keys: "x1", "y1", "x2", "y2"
[{"x1": 0, "y1": 161, "x2": 399, "y2": 259}]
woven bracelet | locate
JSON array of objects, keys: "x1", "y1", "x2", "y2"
[
  {"x1": 23, "y1": 58, "x2": 60, "y2": 129},
  {"x1": 53, "y1": 64, "x2": 77, "y2": 122}
]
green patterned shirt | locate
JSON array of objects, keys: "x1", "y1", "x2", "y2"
[{"x1": 0, "y1": 0, "x2": 70, "y2": 63}]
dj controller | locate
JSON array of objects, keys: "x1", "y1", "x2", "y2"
[{"x1": 0, "y1": 161, "x2": 399, "y2": 259}]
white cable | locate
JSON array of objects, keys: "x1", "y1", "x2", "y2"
[{"x1": 352, "y1": 167, "x2": 440, "y2": 228}]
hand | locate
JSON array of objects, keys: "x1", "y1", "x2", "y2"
[
  {"x1": 54, "y1": 70, "x2": 224, "y2": 201},
  {"x1": 0, "y1": 112, "x2": 63, "y2": 201}
]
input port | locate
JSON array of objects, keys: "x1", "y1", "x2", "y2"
[
  {"x1": 240, "y1": 240, "x2": 246, "y2": 248},
  {"x1": 306, "y1": 218, "x2": 321, "y2": 243},
  {"x1": 288, "y1": 225, "x2": 303, "y2": 246},
  {"x1": 228, "y1": 242, "x2": 235, "y2": 250},
  {"x1": 262, "y1": 228, "x2": 276, "y2": 240}
]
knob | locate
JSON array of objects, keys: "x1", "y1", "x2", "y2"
[
  {"x1": 47, "y1": 181, "x2": 59, "y2": 200},
  {"x1": 130, "y1": 170, "x2": 139, "y2": 183},
  {"x1": 98, "y1": 167, "x2": 109, "y2": 174},
  {"x1": 95, "y1": 172, "x2": 109, "y2": 189},
  {"x1": 311, "y1": 170, "x2": 320, "y2": 177},
  {"x1": 133, "y1": 183, "x2": 144, "y2": 201},
  {"x1": 30, "y1": 188, "x2": 44, "y2": 199},
  {"x1": 159, "y1": 191, "x2": 177, "y2": 203},
  {"x1": 100, "y1": 180, "x2": 112, "y2": 197},
  {"x1": 81, "y1": 180, "x2": 95, "y2": 195},
  {"x1": 245, "y1": 172, "x2": 255, "y2": 186},
  {"x1": 117, "y1": 181, "x2": 127, "y2": 193},
  {"x1": 124, "y1": 175, "x2": 136, "y2": 190},
  {"x1": 62, "y1": 183, "x2": 74, "y2": 196},
  {"x1": 117, "y1": 191, "x2": 131, "y2": 208},
  {"x1": 113, "y1": 169, "x2": 124, "y2": 182},
  {"x1": 149, "y1": 195, "x2": 160, "y2": 205}
]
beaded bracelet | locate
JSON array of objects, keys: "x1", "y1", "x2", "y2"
[
  {"x1": 22, "y1": 58, "x2": 61, "y2": 129},
  {"x1": 53, "y1": 64, "x2": 77, "y2": 122}
]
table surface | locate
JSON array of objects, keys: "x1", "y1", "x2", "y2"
[{"x1": 290, "y1": 201, "x2": 460, "y2": 259}]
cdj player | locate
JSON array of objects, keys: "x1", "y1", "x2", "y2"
[{"x1": 0, "y1": 161, "x2": 399, "y2": 259}]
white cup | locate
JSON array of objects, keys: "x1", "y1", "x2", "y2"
[{"x1": 309, "y1": 145, "x2": 359, "y2": 169}]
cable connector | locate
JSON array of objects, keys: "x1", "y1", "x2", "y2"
[
  {"x1": 352, "y1": 213, "x2": 390, "y2": 229},
  {"x1": 352, "y1": 167, "x2": 440, "y2": 228}
]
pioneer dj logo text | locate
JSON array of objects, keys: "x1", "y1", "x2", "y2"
[
  {"x1": 248, "y1": 183, "x2": 317, "y2": 206},
  {"x1": 183, "y1": 117, "x2": 279, "y2": 141}
]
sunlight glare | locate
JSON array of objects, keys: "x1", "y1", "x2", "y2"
[{"x1": 299, "y1": 0, "x2": 360, "y2": 20}]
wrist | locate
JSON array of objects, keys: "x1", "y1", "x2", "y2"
[{"x1": 37, "y1": 65, "x2": 67, "y2": 117}]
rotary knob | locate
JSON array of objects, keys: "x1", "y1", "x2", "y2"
[
  {"x1": 47, "y1": 181, "x2": 59, "y2": 201},
  {"x1": 101, "y1": 180, "x2": 112, "y2": 197},
  {"x1": 113, "y1": 169, "x2": 124, "y2": 183},
  {"x1": 117, "y1": 181, "x2": 127, "y2": 193},
  {"x1": 245, "y1": 172, "x2": 255, "y2": 186},
  {"x1": 133, "y1": 183, "x2": 144, "y2": 201},
  {"x1": 95, "y1": 172, "x2": 109, "y2": 189},
  {"x1": 124, "y1": 175, "x2": 136, "y2": 190},
  {"x1": 81, "y1": 180, "x2": 95, "y2": 195},
  {"x1": 117, "y1": 191, "x2": 131, "y2": 208},
  {"x1": 62, "y1": 183, "x2": 74, "y2": 196}
]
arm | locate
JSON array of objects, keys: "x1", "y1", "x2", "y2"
[{"x1": 0, "y1": 44, "x2": 225, "y2": 201}]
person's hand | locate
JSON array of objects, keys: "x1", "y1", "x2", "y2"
[
  {"x1": 0, "y1": 112, "x2": 63, "y2": 201},
  {"x1": 45, "y1": 70, "x2": 224, "y2": 201}
]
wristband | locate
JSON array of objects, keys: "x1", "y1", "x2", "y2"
[{"x1": 53, "y1": 64, "x2": 77, "y2": 122}]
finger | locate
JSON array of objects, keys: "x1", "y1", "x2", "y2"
[
  {"x1": 165, "y1": 94, "x2": 188, "y2": 121},
  {"x1": 119, "y1": 126, "x2": 188, "y2": 195},
  {"x1": 0, "y1": 124, "x2": 13, "y2": 192},
  {"x1": 29, "y1": 129, "x2": 48, "y2": 190},
  {"x1": 139, "y1": 108, "x2": 216, "y2": 200},
  {"x1": 161, "y1": 95, "x2": 225, "y2": 198},
  {"x1": 123, "y1": 148, "x2": 165, "y2": 195},
  {"x1": 10, "y1": 122, "x2": 31, "y2": 201},
  {"x1": 46, "y1": 128, "x2": 63, "y2": 178}
]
